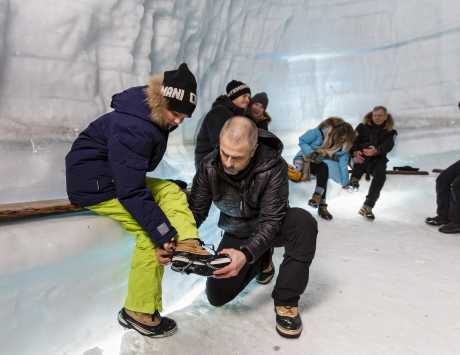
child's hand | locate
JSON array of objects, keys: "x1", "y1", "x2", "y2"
[{"x1": 156, "y1": 241, "x2": 175, "y2": 265}]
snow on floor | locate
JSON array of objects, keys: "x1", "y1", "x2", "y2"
[
  {"x1": 1, "y1": 145, "x2": 460, "y2": 355},
  {"x1": 111, "y1": 172, "x2": 460, "y2": 355}
]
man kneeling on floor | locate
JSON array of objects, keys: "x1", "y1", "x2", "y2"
[{"x1": 161, "y1": 116, "x2": 318, "y2": 338}]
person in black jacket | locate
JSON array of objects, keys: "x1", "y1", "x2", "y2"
[
  {"x1": 188, "y1": 116, "x2": 318, "y2": 338},
  {"x1": 247, "y1": 92, "x2": 272, "y2": 130},
  {"x1": 194, "y1": 80, "x2": 251, "y2": 168},
  {"x1": 348, "y1": 106, "x2": 397, "y2": 219},
  {"x1": 425, "y1": 160, "x2": 460, "y2": 234}
]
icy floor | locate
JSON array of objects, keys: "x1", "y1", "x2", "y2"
[
  {"x1": 1, "y1": 138, "x2": 460, "y2": 355},
  {"x1": 113, "y1": 173, "x2": 460, "y2": 355}
]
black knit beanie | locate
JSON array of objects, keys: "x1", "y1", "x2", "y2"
[
  {"x1": 251, "y1": 92, "x2": 269, "y2": 109},
  {"x1": 162, "y1": 63, "x2": 197, "y2": 116},
  {"x1": 226, "y1": 80, "x2": 251, "y2": 101}
]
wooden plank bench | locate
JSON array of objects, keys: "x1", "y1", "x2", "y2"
[{"x1": 0, "y1": 199, "x2": 84, "y2": 222}]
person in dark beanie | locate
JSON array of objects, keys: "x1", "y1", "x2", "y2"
[
  {"x1": 65, "y1": 63, "x2": 228, "y2": 338},
  {"x1": 248, "y1": 92, "x2": 272, "y2": 130},
  {"x1": 347, "y1": 106, "x2": 397, "y2": 220},
  {"x1": 194, "y1": 80, "x2": 251, "y2": 168}
]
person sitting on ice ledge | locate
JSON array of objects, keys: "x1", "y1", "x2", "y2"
[
  {"x1": 425, "y1": 160, "x2": 460, "y2": 234},
  {"x1": 65, "y1": 63, "x2": 231, "y2": 338},
  {"x1": 347, "y1": 106, "x2": 397, "y2": 220},
  {"x1": 160, "y1": 116, "x2": 318, "y2": 339}
]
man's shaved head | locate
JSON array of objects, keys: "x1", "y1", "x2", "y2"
[
  {"x1": 218, "y1": 116, "x2": 259, "y2": 175},
  {"x1": 219, "y1": 116, "x2": 258, "y2": 150}
]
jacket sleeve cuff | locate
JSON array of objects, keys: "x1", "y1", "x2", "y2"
[
  {"x1": 240, "y1": 246, "x2": 255, "y2": 264},
  {"x1": 149, "y1": 227, "x2": 177, "y2": 248}
]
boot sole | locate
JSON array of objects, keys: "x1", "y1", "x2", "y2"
[
  {"x1": 171, "y1": 255, "x2": 231, "y2": 276},
  {"x1": 275, "y1": 323, "x2": 303, "y2": 339},
  {"x1": 117, "y1": 312, "x2": 177, "y2": 338},
  {"x1": 359, "y1": 211, "x2": 375, "y2": 220}
]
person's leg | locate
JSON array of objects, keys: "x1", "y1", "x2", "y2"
[
  {"x1": 272, "y1": 208, "x2": 317, "y2": 306},
  {"x1": 309, "y1": 162, "x2": 329, "y2": 207},
  {"x1": 206, "y1": 233, "x2": 263, "y2": 306},
  {"x1": 435, "y1": 160, "x2": 460, "y2": 221},
  {"x1": 309, "y1": 162, "x2": 332, "y2": 219},
  {"x1": 87, "y1": 178, "x2": 199, "y2": 336},
  {"x1": 364, "y1": 158, "x2": 387, "y2": 208},
  {"x1": 350, "y1": 161, "x2": 366, "y2": 180},
  {"x1": 439, "y1": 175, "x2": 460, "y2": 233},
  {"x1": 271, "y1": 207, "x2": 317, "y2": 338},
  {"x1": 88, "y1": 198, "x2": 165, "y2": 314},
  {"x1": 145, "y1": 177, "x2": 198, "y2": 243}
]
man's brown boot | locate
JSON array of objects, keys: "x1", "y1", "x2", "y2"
[
  {"x1": 171, "y1": 239, "x2": 231, "y2": 276},
  {"x1": 118, "y1": 308, "x2": 177, "y2": 338},
  {"x1": 275, "y1": 306, "x2": 303, "y2": 338}
]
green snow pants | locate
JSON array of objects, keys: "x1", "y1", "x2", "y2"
[{"x1": 88, "y1": 177, "x2": 198, "y2": 313}]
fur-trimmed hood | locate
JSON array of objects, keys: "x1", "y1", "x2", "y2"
[{"x1": 110, "y1": 74, "x2": 169, "y2": 130}]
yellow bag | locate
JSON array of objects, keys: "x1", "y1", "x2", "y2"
[{"x1": 287, "y1": 164, "x2": 302, "y2": 182}]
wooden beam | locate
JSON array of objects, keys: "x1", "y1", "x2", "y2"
[{"x1": 0, "y1": 199, "x2": 83, "y2": 221}]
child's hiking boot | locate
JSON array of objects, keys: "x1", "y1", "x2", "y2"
[
  {"x1": 275, "y1": 306, "x2": 303, "y2": 338},
  {"x1": 318, "y1": 204, "x2": 333, "y2": 220},
  {"x1": 359, "y1": 205, "x2": 375, "y2": 220},
  {"x1": 117, "y1": 308, "x2": 177, "y2": 338},
  {"x1": 171, "y1": 239, "x2": 231, "y2": 276},
  {"x1": 308, "y1": 192, "x2": 322, "y2": 208}
]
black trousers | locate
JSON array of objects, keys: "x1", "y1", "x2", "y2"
[
  {"x1": 351, "y1": 157, "x2": 387, "y2": 208},
  {"x1": 310, "y1": 161, "x2": 329, "y2": 199},
  {"x1": 436, "y1": 160, "x2": 460, "y2": 223},
  {"x1": 206, "y1": 208, "x2": 317, "y2": 307}
]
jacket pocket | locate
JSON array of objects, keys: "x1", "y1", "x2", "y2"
[{"x1": 96, "y1": 175, "x2": 115, "y2": 192}]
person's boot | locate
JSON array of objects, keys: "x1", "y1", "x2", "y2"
[
  {"x1": 359, "y1": 205, "x2": 375, "y2": 220},
  {"x1": 425, "y1": 216, "x2": 448, "y2": 226},
  {"x1": 346, "y1": 177, "x2": 360, "y2": 192},
  {"x1": 438, "y1": 222, "x2": 460, "y2": 234},
  {"x1": 256, "y1": 248, "x2": 275, "y2": 285},
  {"x1": 308, "y1": 192, "x2": 322, "y2": 208},
  {"x1": 275, "y1": 306, "x2": 303, "y2": 338},
  {"x1": 318, "y1": 203, "x2": 333, "y2": 220},
  {"x1": 117, "y1": 308, "x2": 177, "y2": 338},
  {"x1": 171, "y1": 239, "x2": 231, "y2": 276}
]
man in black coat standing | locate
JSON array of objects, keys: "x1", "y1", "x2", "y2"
[
  {"x1": 189, "y1": 116, "x2": 318, "y2": 338},
  {"x1": 194, "y1": 80, "x2": 251, "y2": 168}
]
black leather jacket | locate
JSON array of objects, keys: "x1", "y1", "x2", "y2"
[{"x1": 189, "y1": 129, "x2": 288, "y2": 263}]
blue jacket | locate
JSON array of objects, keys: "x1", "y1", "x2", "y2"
[
  {"x1": 65, "y1": 86, "x2": 177, "y2": 246},
  {"x1": 294, "y1": 127, "x2": 350, "y2": 186}
]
